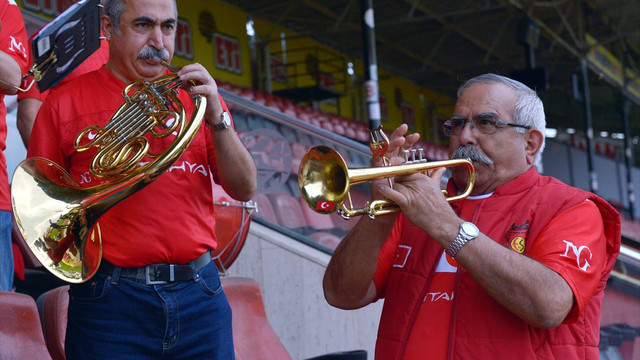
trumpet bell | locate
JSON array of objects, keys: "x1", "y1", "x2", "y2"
[
  {"x1": 298, "y1": 145, "x2": 475, "y2": 219},
  {"x1": 298, "y1": 145, "x2": 350, "y2": 214}
]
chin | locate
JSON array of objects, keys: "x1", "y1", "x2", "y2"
[
  {"x1": 137, "y1": 67, "x2": 165, "y2": 80},
  {"x1": 451, "y1": 171, "x2": 470, "y2": 189}
]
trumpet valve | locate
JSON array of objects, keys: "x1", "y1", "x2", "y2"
[{"x1": 402, "y1": 148, "x2": 427, "y2": 164}]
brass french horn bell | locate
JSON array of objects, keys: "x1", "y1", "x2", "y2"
[
  {"x1": 298, "y1": 145, "x2": 475, "y2": 219},
  {"x1": 11, "y1": 64, "x2": 206, "y2": 283}
]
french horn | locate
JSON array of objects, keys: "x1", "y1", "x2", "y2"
[{"x1": 11, "y1": 64, "x2": 206, "y2": 283}]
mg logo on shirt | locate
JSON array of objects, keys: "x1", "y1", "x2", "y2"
[
  {"x1": 561, "y1": 240, "x2": 593, "y2": 271},
  {"x1": 9, "y1": 35, "x2": 27, "y2": 59}
]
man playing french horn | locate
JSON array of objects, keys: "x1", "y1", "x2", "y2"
[{"x1": 26, "y1": 0, "x2": 256, "y2": 358}]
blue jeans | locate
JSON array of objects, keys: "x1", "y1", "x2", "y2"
[
  {"x1": 0, "y1": 210, "x2": 13, "y2": 291},
  {"x1": 65, "y1": 260, "x2": 234, "y2": 360}
]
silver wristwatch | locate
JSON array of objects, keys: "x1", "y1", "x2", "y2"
[
  {"x1": 445, "y1": 221, "x2": 479, "y2": 259},
  {"x1": 208, "y1": 110, "x2": 231, "y2": 131}
]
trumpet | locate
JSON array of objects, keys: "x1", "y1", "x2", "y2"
[{"x1": 298, "y1": 145, "x2": 475, "y2": 219}]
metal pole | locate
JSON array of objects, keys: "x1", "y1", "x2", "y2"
[
  {"x1": 577, "y1": 3, "x2": 597, "y2": 194},
  {"x1": 580, "y1": 56, "x2": 598, "y2": 194},
  {"x1": 246, "y1": 17, "x2": 259, "y2": 90},
  {"x1": 621, "y1": 95, "x2": 635, "y2": 219},
  {"x1": 360, "y1": 0, "x2": 380, "y2": 130}
]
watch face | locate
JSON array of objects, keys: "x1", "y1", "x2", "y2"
[
  {"x1": 461, "y1": 222, "x2": 479, "y2": 237},
  {"x1": 222, "y1": 111, "x2": 231, "y2": 126}
]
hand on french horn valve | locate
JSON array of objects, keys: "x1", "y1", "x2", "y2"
[{"x1": 170, "y1": 62, "x2": 224, "y2": 122}]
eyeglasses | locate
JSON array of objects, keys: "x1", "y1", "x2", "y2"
[{"x1": 443, "y1": 115, "x2": 531, "y2": 137}]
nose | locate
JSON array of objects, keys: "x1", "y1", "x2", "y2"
[
  {"x1": 457, "y1": 120, "x2": 477, "y2": 145},
  {"x1": 148, "y1": 25, "x2": 164, "y2": 49}
]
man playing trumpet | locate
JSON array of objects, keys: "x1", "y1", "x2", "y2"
[
  {"x1": 27, "y1": 0, "x2": 256, "y2": 358},
  {"x1": 323, "y1": 74, "x2": 620, "y2": 359}
]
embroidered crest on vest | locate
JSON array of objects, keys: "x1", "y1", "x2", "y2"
[{"x1": 505, "y1": 220, "x2": 529, "y2": 253}]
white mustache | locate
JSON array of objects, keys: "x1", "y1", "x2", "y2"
[{"x1": 452, "y1": 145, "x2": 493, "y2": 165}]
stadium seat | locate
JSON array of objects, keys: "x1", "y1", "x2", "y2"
[
  {"x1": 267, "y1": 193, "x2": 308, "y2": 230},
  {"x1": 222, "y1": 277, "x2": 367, "y2": 360},
  {"x1": 355, "y1": 126, "x2": 369, "y2": 143},
  {"x1": 238, "y1": 87, "x2": 255, "y2": 101},
  {"x1": 297, "y1": 197, "x2": 335, "y2": 231},
  {"x1": 290, "y1": 141, "x2": 308, "y2": 174},
  {"x1": 252, "y1": 193, "x2": 279, "y2": 224},
  {"x1": 0, "y1": 291, "x2": 52, "y2": 360},
  {"x1": 221, "y1": 277, "x2": 293, "y2": 360},
  {"x1": 344, "y1": 125, "x2": 357, "y2": 140},
  {"x1": 36, "y1": 285, "x2": 70, "y2": 360}
]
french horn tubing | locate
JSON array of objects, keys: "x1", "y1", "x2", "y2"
[
  {"x1": 11, "y1": 63, "x2": 206, "y2": 283},
  {"x1": 298, "y1": 145, "x2": 475, "y2": 219}
]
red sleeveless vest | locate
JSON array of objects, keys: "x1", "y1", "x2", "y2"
[{"x1": 375, "y1": 168, "x2": 621, "y2": 359}]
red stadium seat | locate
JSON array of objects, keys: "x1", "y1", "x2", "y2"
[
  {"x1": 355, "y1": 126, "x2": 369, "y2": 142},
  {"x1": 267, "y1": 193, "x2": 308, "y2": 230},
  {"x1": 290, "y1": 142, "x2": 308, "y2": 174},
  {"x1": 221, "y1": 277, "x2": 293, "y2": 360},
  {"x1": 297, "y1": 197, "x2": 335, "y2": 231},
  {"x1": 320, "y1": 120, "x2": 334, "y2": 132},
  {"x1": 238, "y1": 87, "x2": 255, "y2": 101},
  {"x1": 344, "y1": 125, "x2": 357, "y2": 140},
  {"x1": 36, "y1": 285, "x2": 70, "y2": 360},
  {"x1": 0, "y1": 291, "x2": 52, "y2": 360},
  {"x1": 252, "y1": 193, "x2": 279, "y2": 224}
]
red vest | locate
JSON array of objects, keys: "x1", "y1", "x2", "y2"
[{"x1": 376, "y1": 168, "x2": 621, "y2": 359}]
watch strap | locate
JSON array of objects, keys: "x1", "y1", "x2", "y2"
[
  {"x1": 445, "y1": 234, "x2": 468, "y2": 259},
  {"x1": 445, "y1": 222, "x2": 478, "y2": 259},
  {"x1": 207, "y1": 111, "x2": 231, "y2": 131}
]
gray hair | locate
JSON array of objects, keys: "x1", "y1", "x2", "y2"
[
  {"x1": 457, "y1": 73, "x2": 546, "y2": 167},
  {"x1": 103, "y1": 0, "x2": 177, "y2": 34},
  {"x1": 103, "y1": 0, "x2": 126, "y2": 34}
]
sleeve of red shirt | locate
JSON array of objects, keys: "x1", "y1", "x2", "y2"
[
  {"x1": 27, "y1": 98, "x2": 67, "y2": 168},
  {"x1": 0, "y1": 1, "x2": 30, "y2": 76},
  {"x1": 526, "y1": 200, "x2": 607, "y2": 322}
]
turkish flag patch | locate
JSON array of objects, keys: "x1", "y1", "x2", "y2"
[{"x1": 316, "y1": 200, "x2": 336, "y2": 211}]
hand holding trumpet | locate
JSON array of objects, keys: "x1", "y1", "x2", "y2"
[
  {"x1": 375, "y1": 125, "x2": 461, "y2": 231},
  {"x1": 298, "y1": 124, "x2": 473, "y2": 219}
]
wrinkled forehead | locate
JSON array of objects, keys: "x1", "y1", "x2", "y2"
[
  {"x1": 122, "y1": 0, "x2": 177, "y2": 21},
  {"x1": 454, "y1": 82, "x2": 517, "y2": 119}
]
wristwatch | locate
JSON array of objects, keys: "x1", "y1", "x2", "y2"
[
  {"x1": 208, "y1": 110, "x2": 231, "y2": 131},
  {"x1": 445, "y1": 221, "x2": 479, "y2": 259}
]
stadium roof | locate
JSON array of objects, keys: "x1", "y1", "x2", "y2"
[{"x1": 223, "y1": 0, "x2": 640, "y2": 136}]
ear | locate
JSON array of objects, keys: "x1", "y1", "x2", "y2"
[
  {"x1": 101, "y1": 14, "x2": 114, "y2": 41},
  {"x1": 524, "y1": 129, "x2": 544, "y2": 166}
]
